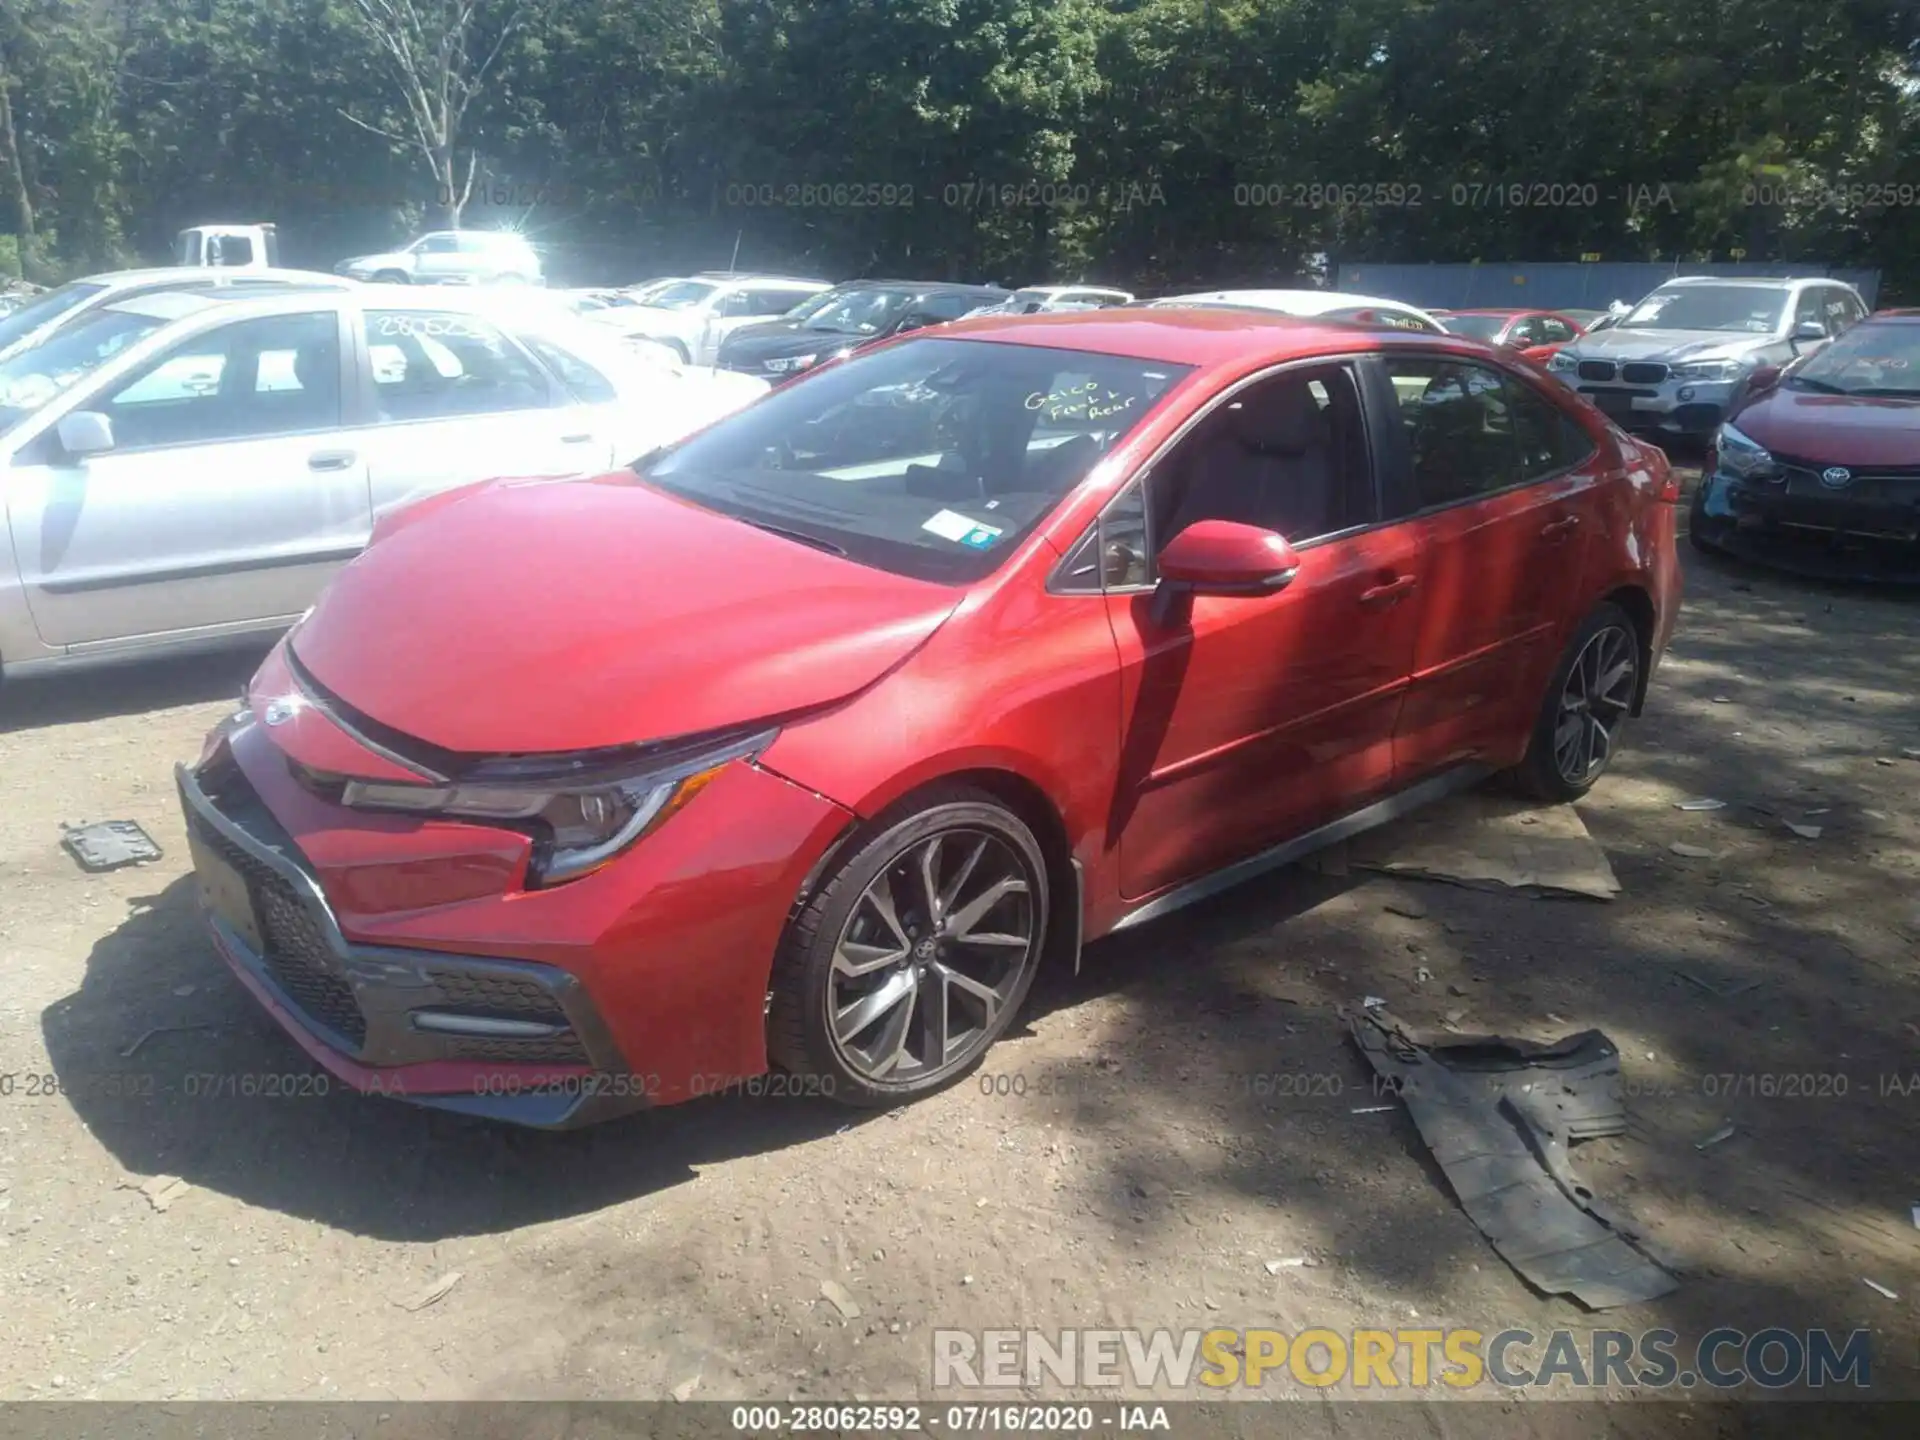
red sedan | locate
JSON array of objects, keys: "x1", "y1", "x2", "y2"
[
  {"x1": 176, "y1": 309, "x2": 1683, "y2": 1126},
  {"x1": 1438, "y1": 309, "x2": 1588, "y2": 363}
]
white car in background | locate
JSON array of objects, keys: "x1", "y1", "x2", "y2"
[
  {"x1": 0, "y1": 283, "x2": 767, "y2": 677},
  {"x1": 965, "y1": 285, "x2": 1135, "y2": 316},
  {"x1": 1149, "y1": 289, "x2": 1450, "y2": 333},
  {"x1": 0, "y1": 266, "x2": 357, "y2": 365},
  {"x1": 602, "y1": 273, "x2": 833, "y2": 364},
  {"x1": 334, "y1": 230, "x2": 543, "y2": 286}
]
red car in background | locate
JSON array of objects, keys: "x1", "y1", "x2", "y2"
[
  {"x1": 1436, "y1": 308, "x2": 1588, "y2": 363},
  {"x1": 1691, "y1": 308, "x2": 1920, "y2": 580},
  {"x1": 176, "y1": 310, "x2": 1682, "y2": 1127}
]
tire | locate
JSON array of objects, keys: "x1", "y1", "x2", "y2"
[
  {"x1": 1512, "y1": 602, "x2": 1641, "y2": 803},
  {"x1": 768, "y1": 785, "x2": 1050, "y2": 1108},
  {"x1": 373, "y1": 269, "x2": 409, "y2": 285}
]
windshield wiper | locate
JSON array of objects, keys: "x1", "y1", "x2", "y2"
[
  {"x1": 740, "y1": 517, "x2": 847, "y2": 556},
  {"x1": 1787, "y1": 376, "x2": 1846, "y2": 394}
]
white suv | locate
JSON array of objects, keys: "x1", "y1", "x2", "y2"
[
  {"x1": 334, "y1": 230, "x2": 543, "y2": 286},
  {"x1": 602, "y1": 274, "x2": 833, "y2": 364}
]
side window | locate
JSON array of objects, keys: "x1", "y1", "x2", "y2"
[
  {"x1": 1506, "y1": 317, "x2": 1543, "y2": 347},
  {"x1": 746, "y1": 288, "x2": 805, "y2": 316},
  {"x1": 714, "y1": 290, "x2": 753, "y2": 319},
  {"x1": 1054, "y1": 480, "x2": 1151, "y2": 592},
  {"x1": 522, "y1": 335, "x2": 618, "y2": 404},
  {"x1": 363, "y1": 310, "x2": 554, "y2": 421},
  {"x1": 1539, "y1": 316, "x2": 1577, "y2": 343},
  {"x1": 1510, "y1": 380, "x2": 1596, "y2": 479},
  {"x1": 1819, "y1": 287, "x2": 1855, "y2": 332},
  {"x1": 1383, "y1": 357, "x2": 1522, "y2": 508},
  {"x1": 918, "y1": 294, "x2": 981, "y2": 324},
  {"x1": 99, "y1": 312, "x2": 341, "y2": 450},
  {"x1": 1794, "y1": 288, "x2": 1828, "y2": 333},
  {"x1": 1153, "y1": 365, "x2": 1373, "y2": 548}
]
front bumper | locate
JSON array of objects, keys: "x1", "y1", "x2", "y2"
[
  {"x1": 1692, "y1": 466, "x2": 1920, "y2": 583},
  {"x1": 177, "y1": 750, "x2": 645, "y2": 1128},
  {"x1": 1561, "y1": 369, "x2": 1741, "y2": 436}
]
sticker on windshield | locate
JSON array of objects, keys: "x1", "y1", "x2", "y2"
[{"x1": 922, "y1": 508, "x2": 1004, "y2": 547}]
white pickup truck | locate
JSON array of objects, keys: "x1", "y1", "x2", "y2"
[{"x1": 174, "y1": 224, "x2": 280, "y2": 270}]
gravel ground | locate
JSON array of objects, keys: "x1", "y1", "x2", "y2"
[{"x1": 1, "y1": 497, "x2": 1916, "y2": 1427}]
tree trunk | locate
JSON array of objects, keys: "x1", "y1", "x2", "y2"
[
  {"x1": 436, "y1": 145, "x2": 461, "y2": 227},
  {"x1": 0, "y1": 65, "x2": 33, "y2": 240}
]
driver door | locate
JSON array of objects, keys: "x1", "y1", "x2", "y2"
[{"x1": 1099, "y1": 363, "x2": 1429, "y2": 900}]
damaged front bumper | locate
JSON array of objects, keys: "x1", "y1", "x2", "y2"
[
  {"x1": 1692, "y1": 466, "x2": 1920, "y2": 583},
  {"x1": 176, "y1": 745, "x2": 649, "y2": 1129}
]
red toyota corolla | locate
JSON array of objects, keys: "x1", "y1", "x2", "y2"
[{"x1": 177, "y1": 309, "x2": 1683, "y2": 1126}]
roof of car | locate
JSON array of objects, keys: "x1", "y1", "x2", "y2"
[
  {"x1": 81, "y1": 266, "x2": 351, "y2": 289},
  {"x1": 1151, "y1": 289, "x2": 1436, "y2": 316},
  {"x1": 1659, "y1": 275, "x2": 1846, "y2": 289},
  {"x1": 933, "y1": 305, "x2": 1485, "y2": 367}
]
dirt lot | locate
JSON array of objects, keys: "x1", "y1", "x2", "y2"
[{"x1": 1, "y1": 511, "x2": 1916, "y2": 1425}]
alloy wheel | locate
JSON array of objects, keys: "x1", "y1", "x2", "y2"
[
  {"x1": 1554, "y1": 624, "x2": 1638, "y2": 785},
  {"x1": 826, "y1": 828, "x2": 1039, "y2": 1084}
]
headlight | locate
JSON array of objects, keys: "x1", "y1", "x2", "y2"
[
  {"x1": 1671, "y1": 359, "x2": 1747, "y2": 383},
  {"x1": 766, "y1": 354, "x2": 817, "y2": 373},
  {"x1": 1546, "y1": 351, "x2": 1577, "y2": 372},
  {"x1": 339, "y1": 726, "x2": 776, "y2": 885},
  {"x1": 1714, "y1": 421, "x2": 1778, "y2": 481}
]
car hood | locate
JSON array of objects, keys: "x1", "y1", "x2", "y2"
[
  {"x1": 1732, "y1": 386, "x2": 1920, "y2": 467},
  {"x1": 1564, "y1": 328, "x2": 1777, "y2": 363},
  {"x1": 289, "y1": 475, "x2": 962, "y2": 756}
]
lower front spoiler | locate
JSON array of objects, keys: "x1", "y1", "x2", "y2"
[
  {"x1": 200, "y1": 913, "x2": 651, "y2": 1129},
  {"x1": 1693, "y1": 478, "x2": 1920, "y2": 584}
]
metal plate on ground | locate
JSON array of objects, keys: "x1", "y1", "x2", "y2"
[{"x1": 60, "y1": 820, "x2": 163, "y2": 872}]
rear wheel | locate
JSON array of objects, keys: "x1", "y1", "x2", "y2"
[
  {"x1": 1513, "y1": 602, "x2": 1641, "y2": 802},
  {"x1": 768, "y1": 787, "x2": 1048, "y2": 1107}
]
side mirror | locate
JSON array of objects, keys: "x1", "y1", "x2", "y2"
[
  {"x1": 1746, "y1": 363, "x2": 1783, "y2": 394},
  {"x1": 1152, "y1": 520, "x2": 1299, "y2": 622},
  {"x1": 56, "y1": 410, "x2": 115, "y2": 458},
  {"x1": 1788, "y1": 320, "x2": 1826, "y2": 353}
]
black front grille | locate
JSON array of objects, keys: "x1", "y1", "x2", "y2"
[
  {"x1": 1620, "y1": 362, "x2": 1668, "y2": 385},
  {"x1": 1577, "y1": 360, "x2": 1617, "y2": 382},
  {"x1": 443, "y1": 1034, "x2": 591, "y2": 1065},
  {"x1": 189, "y1": 810, "x2": 368, "y2": 1048},
  {"x1": 426, "y1": 969, "x2": 570, "y2": 1022}
]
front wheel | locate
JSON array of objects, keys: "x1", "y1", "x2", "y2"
[
  {"x1": 768, "y1": 787, "x2": 1049, "y2": 1107},
  {"x1": 1512, "y1": 602, "x2": 1641, "y2": 802}
]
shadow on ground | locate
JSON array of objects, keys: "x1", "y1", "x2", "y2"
[
  {"x1": 0, "y1": 643, "x2": 270, "y2": 734},
  {"x1": 40, "y1": 872, "x2": 853, "y2": 1240}
]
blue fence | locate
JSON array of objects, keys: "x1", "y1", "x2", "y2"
[{"x1": 1335, "y1": 262, "x2": 1881, "y2": 313}]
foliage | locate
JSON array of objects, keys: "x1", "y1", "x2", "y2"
[{"x1": 0, "y1": 0, "x2": 1913, "y2": 296}]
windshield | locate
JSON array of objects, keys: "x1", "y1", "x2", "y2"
[
  {"x1": 0, "y1": 308, "x2": 168, "y2": 433},
  {"x1": 0, "y1": 282, "x2": 107, "y2": 354},
  {"x1": 802, "y1": 288, "x2": 911, "y2": 334},
  {"x1": 644, "y1": 280, "x2": 720, "y2": 311},
  {"x1": 1620, "y1": 286, "x2": 1790, "y2": 334},
  {"x1": 1440, "y1": 313, "x2": 1509, "y2": 340},
  {"x1": 1787, "y1": 322, "x2": 1920, "y2": 398},
  {"x1": 639, "y1": 336, "x2": 1191, "y2": 583}
]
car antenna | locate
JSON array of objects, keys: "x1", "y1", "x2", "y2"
[{"x1": 727, "y1": 231, "x2": 741, "y2": 276}]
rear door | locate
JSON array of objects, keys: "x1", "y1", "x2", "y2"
[
  {"x1": 6, "y1": 309, "x2": 368, "y2": 648},
  {"x1": 353, "y1": 306, "x2": 609, "y2": 520},
  {"x1": 1373, "y1": 353, "x2": 1606, "y2": 779}
]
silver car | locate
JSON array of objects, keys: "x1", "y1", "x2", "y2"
[
  {"x1": 0, "y1": 284, "x2": 766, "y2": 678},
  {"x1": 0, "y1": 266, "x2": 356, "y2": 364},
  {"x1": 1544, "y1": 276, "x2": 1868, "y2": 436},
  {"x1": 334, "y1": 230, "x2": 543, "y2": 286}
]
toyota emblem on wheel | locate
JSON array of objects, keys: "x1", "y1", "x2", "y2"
[{"x1": 1820, "y1": 466, "x2": 1852, "y2": 488}]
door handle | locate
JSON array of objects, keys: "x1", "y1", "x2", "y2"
[
  {"x1": 308, "y1": 450, "x2": 357, "y2": 471},
  {"x1": 560, "y1": 433, "x2": 594, "y2": 444},
  {"x1": 1359, "y1": 574, "x2": 1418, "y2": 605},
  {"x1": 1541, "y1": 515, "x2": 1582, "y2": 538}
]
